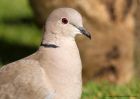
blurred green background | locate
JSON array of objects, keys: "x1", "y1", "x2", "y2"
[
  {"x1": 0, "y1": 0, "x2": 40, "y2": 65},
  {"x1": 0, "y1": 0, "x2": 140, "y2": 99}
]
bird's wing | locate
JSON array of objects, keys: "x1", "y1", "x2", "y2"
[{"x1": 0, "y1": 59, "x2": 55, "y2": 99}]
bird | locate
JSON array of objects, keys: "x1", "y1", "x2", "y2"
[{"x1": 0, "y1": 8, "x2": 91, "y2": 99}]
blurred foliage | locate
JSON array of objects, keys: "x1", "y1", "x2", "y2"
[
  {"x1": 0, "y1": 0, "x2": 41, "y2": 46},
  {"x1": 0, "y1": 0, "x2": 140, "y2": 99},
  {"x1": 0, "y1": 0, "x2": 41, "y2": 65}
]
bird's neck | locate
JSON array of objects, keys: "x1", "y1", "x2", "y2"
[
  {"x1": 39, "y1": 36, "x2": 82, "y2": 76},
  {"x1": 42, "y1": 32, "x2": 69, "y2": 47},
  {"x1": 38, "y1": 36, "x2": 82, "y2": 99}
]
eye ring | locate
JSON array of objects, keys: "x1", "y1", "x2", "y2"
[{"x1": 61, "y1": 18, "x2": 68, "y2": 24}]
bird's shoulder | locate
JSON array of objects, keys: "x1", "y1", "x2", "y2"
[
  {"x1": 0, "y1": 57, "x2": 45, "y2": 85},
  {"x1": 0, "y1": 58, "x2": 55, "y2": 99}
]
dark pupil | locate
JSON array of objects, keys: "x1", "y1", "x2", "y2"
[{"x1": 62, "y1": 18, "x2": 68, "y2": 24}]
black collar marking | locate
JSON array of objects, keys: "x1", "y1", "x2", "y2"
[{"x1": 40, "y1": 43, "x2": 59, "y2": 48}]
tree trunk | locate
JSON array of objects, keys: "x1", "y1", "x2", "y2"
[{"x1": 135, "y1": 0, "x2": 140, "y2": 76}]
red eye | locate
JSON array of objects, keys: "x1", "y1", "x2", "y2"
[{"x1": 62, "y1": 18, "x2": 68, "y2": 24}]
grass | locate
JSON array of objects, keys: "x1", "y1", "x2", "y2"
[
  {"x1": 0, "y1": 0, "x2": 140, "y2": 99},
  {"x1": 82, "y1": 81, "x2": 140, "y2": 99}
]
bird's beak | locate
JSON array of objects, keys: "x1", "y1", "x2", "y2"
[
  {"x1": 71, "y1": 23, "x2": 91, "y2": 39},
  {"x1": 78, "y1": 27, "x2": 91, "y2": 39}
]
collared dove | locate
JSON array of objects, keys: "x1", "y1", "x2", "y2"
[{"x1": 0, "y1": 8, "x2": 91, "y2": 99}]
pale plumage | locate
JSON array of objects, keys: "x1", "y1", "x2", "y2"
[{"x1": 0, "y1": 8, "x2": 91, "y2": 99}]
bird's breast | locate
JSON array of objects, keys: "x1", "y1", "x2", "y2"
[{"x1": 38, "y1": 41, "x2": 82, "y2": 99}]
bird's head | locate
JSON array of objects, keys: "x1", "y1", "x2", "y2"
[{"x1": 45, "y1": 8, "x2": 91, "y2": 39}]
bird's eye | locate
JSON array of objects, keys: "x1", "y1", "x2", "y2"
[{"x1": 62, "y1": 18, "x2": 68, "y2": 24}]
